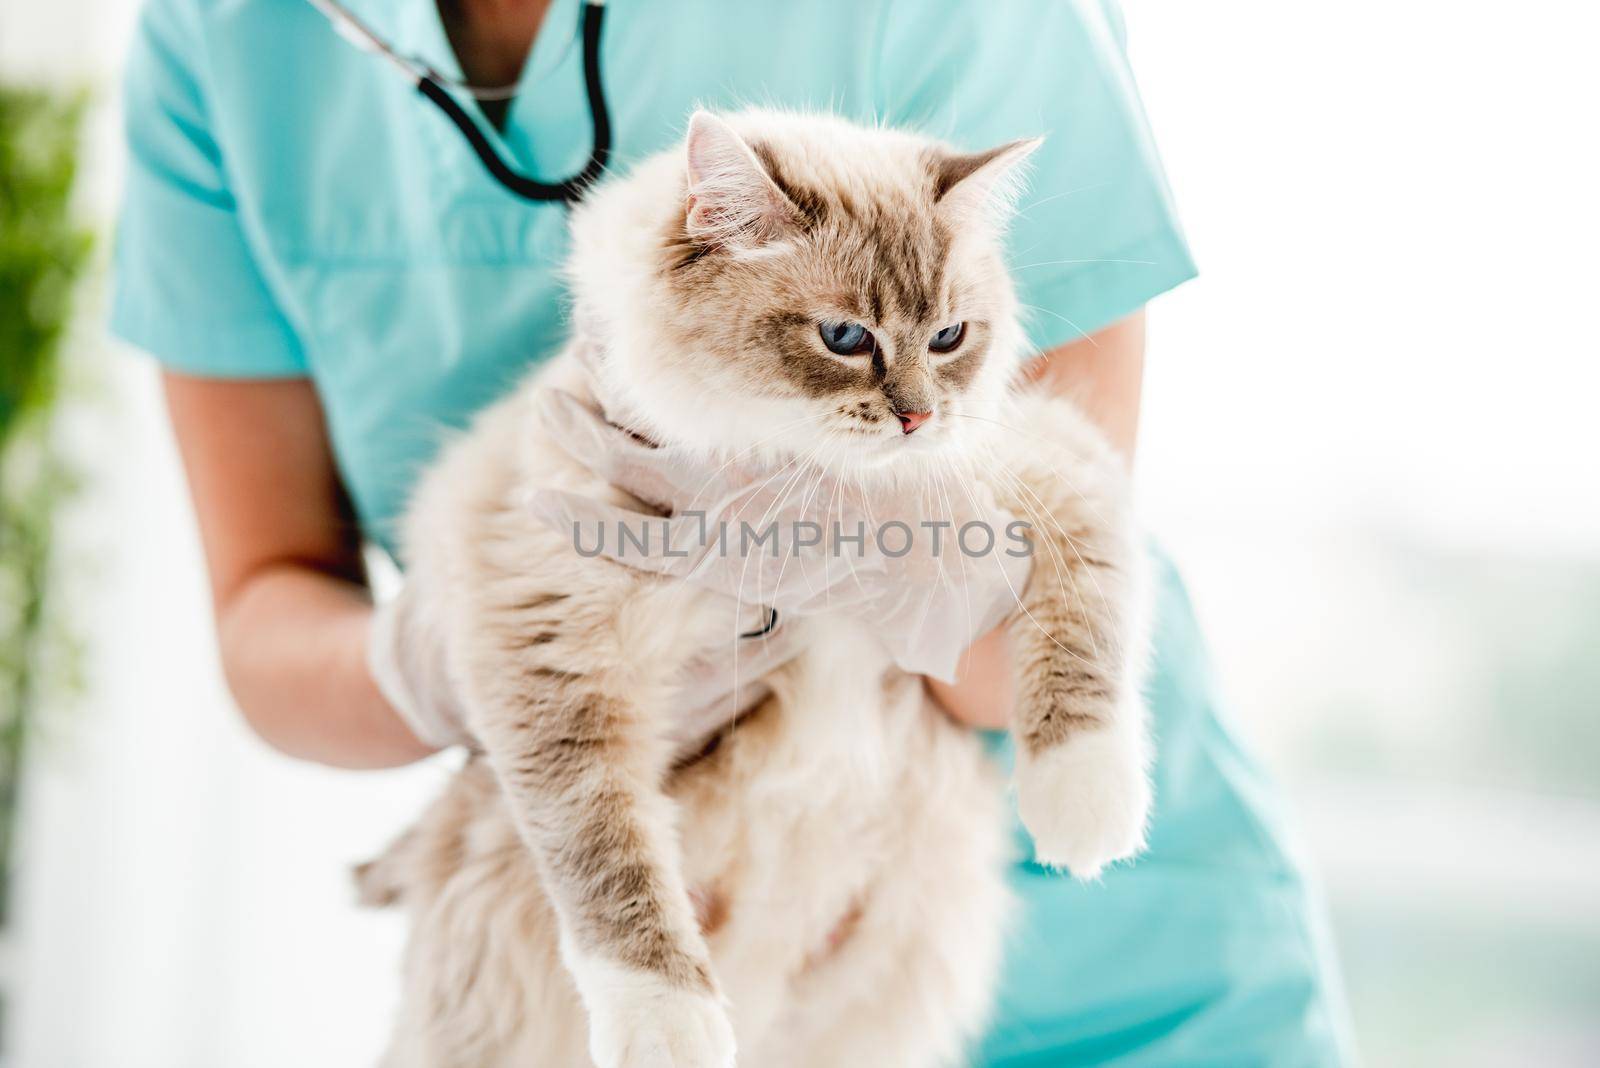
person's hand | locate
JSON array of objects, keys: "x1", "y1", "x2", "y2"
[
  {"x1": 367, "y1": 582, "x2": 470, "y2": 751},
  {"x1": 366, "y1": 553, "x2": 809, "y2": 755},
  {"x1": 525, "y1": 389, "x2": 1034, "y2": 684},
  {"x1": 654, "y1": 599, "x2": 809, "y2": 750}
]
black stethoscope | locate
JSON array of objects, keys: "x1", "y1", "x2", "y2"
[{"x1": 307, "y1": 0, "x2": 611, "y2": 204}]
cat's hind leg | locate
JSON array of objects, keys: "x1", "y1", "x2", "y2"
[{"x1": 359, "y1": 760, "x2": 593, "y2": 1068}]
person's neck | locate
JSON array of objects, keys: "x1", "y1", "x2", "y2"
[{"x1": 436, "y1": 0, "x2": 553, "y2": 128}]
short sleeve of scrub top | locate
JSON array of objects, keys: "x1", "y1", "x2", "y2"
[
  {"x1": 874, "y1": 0, "x2": 1197, "y2": 354},
  {"x1": 112, "y1": 0, "x2": 306, "y2": 378}
]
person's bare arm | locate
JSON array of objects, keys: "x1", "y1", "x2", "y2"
[
  {"x1": 162, "y1": 371, "x2": 435, "y2": 768},
  {"x1": 927, "y1": 311, "x2": 1146, "y2": 730}
]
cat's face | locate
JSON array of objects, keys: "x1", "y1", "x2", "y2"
[{"x1": 575, "y1": 111, "x2": 1037, "y2": 475}]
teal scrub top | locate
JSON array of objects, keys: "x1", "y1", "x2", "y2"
[{"x1": 112, "y1": 1, "x2": 1353, "y2": 1063}]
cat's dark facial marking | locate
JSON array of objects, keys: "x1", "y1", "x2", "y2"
[{"x1": 644, "y1": 114, "x2": 1033, "y2": 462}]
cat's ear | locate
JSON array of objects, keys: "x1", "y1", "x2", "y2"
[
  {"x1": 931, "y1": 137, "x2": 1042, "y2": 228},
  {"x1": 684, "y1": 110, "x2": 800, "y2": 249}
]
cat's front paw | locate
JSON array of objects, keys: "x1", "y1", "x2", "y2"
[
  {"x1": 581, "y1": 965, "x2": 736, "y2": 1068},
  {"x1": 1015, "y1": 725, "x2": 1151, "y2": 880}
]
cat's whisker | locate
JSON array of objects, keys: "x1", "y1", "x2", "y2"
[
  {"x1": 723, "y1": 437, "x2": 836, "y2": 722},
  {"x1": 934, "y1": 447, "x2": 1062, "y2": 633},
  {"x1": 1013, "y1": 301, "x2": 1100, "y2": 347},
  {"x1": 980, "y1": 454, "x2": 1103, "y2": 658},
  {"x1": 824, "y1": 447, "x2": 860, "y2": 612},
  {"x1": 671, "y1": 411, "x2": 826, "y2": 516},
  {"x1": 953, "y1": 449, "x2": 1075, "y2": 630},
  {"x1": 946, "y1": 456, "x2": 1095, "y2": 667},
  {"x1": 992, "y1": 406, "x2": 1120, "y2": 549},
  {"x1": 922, "y1": 467, "x2": 973, "y2": 661},
  {"x1": 741, "y1": 442, "x2": 829, "y2": 554},
  {"x1": 945, "y1": 409, "x2": 1114, "y2": 530},
  {"x1": 1010, "y1": 257, "x2": 1157, "y2": 271},
  {"x1": 1010, "y1": 179, "x2": 1112, "y2": 222},
  {"x1": 791, "y1": 440, "x2": 844, "y2": 602},
  {"x1": 728, "y1": 440, "x2": 826, "y2": 615},
  {"x1": 760, "y1": 438, "x2": 838, "y2": 618},
  {"x1": 974, "y1": 432, "x2": 1112, "y2": 621},
  {"x1": 979, "y1": 441, "x2": 1120, "y2": 655},
  {"x1": 895, "y1": 485, "x2": 948, "y2": 663},
  {"x1": 714, "y1": 451, "x2": 816, "y2": 672},
  {"x1": 832, "y1": 456, "x2": 875, "y2": 602}
]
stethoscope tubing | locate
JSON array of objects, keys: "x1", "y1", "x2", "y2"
[{"x1": 311, "y1": 0, "x2": 612, "y2": 204}]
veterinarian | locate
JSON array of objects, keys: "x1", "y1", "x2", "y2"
[{"x1": 114, "y1": 0, "x2": 1353, "y2": 1062}]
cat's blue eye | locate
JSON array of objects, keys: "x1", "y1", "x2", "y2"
[
  {"x1": 818, "y1": 320, "x2": 872, "y2": 356},
  {"x1": 929, "y1": 322, "x2": 966, "y2": 353}
]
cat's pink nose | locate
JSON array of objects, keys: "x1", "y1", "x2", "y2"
[{"x1": 896, "y1": 409, "x2": 933, "y2": 435}]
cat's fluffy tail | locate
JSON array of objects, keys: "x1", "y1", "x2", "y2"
[{"x1": 353, "y1": 826, "x2": 416, "y2": 908}]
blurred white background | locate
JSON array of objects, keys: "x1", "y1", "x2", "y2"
[{"x1": 4, "y1": 1, "x2": 1598, "y2": 1065}]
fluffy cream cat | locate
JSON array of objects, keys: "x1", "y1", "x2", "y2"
[{"x1": 360, "y1": 109, "x2": 1150, "y2": 1068}]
